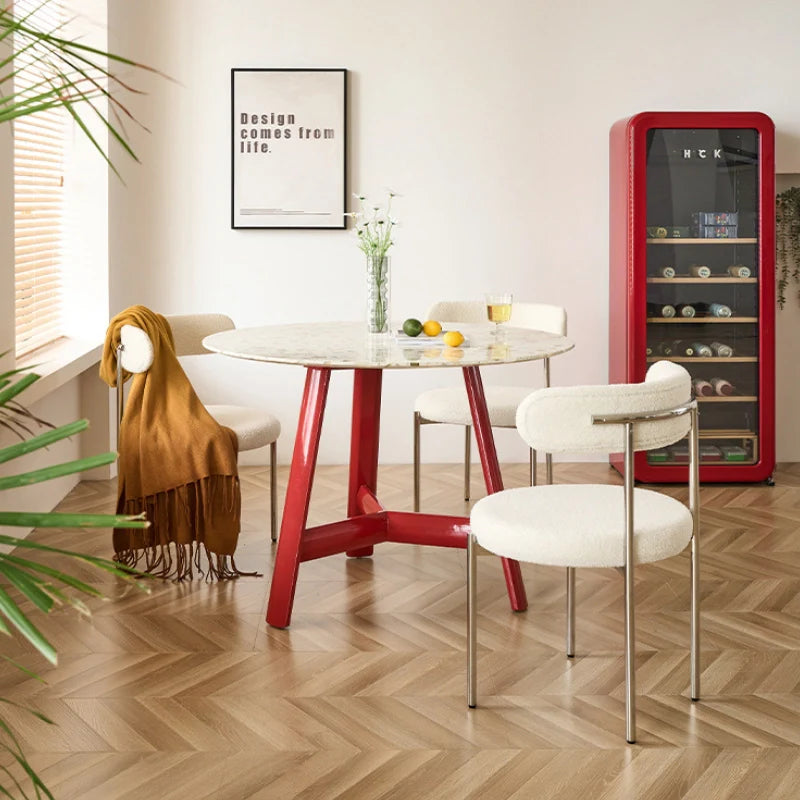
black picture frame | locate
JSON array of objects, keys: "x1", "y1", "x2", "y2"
[{"x1": 231, "y1": 68, "x2": 347, "y2": 229}]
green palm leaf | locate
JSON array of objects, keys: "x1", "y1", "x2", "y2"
[{"x1": 0, "y1": 1, "x2": 163, "y2": 792}]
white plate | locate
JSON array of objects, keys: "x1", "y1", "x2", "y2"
[{"x1": 394, "y1": 331, "x2": 469, "y2": 346}]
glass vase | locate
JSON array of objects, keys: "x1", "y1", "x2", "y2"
[{"x1": 366, "y1": 254, "x2": 391, "y2": 336}]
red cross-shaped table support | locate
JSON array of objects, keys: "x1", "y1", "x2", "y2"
[{"x1": 203, "y1": 322, "x2": 574, "y2": 628}]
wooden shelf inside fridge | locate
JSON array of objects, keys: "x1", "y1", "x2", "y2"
[
  {"x1": 646, "y1": 317, "x2": 758, "y2": 323},
  {"x1": 646, "y1": 238, "x2": 758, "y2": 244},
  {"x1": 647, "y1": 277, "x2": 757, "y2": 284},
  {"x1": 696, "y1": 396, "x2": 757, "y2": 403},
  {"x1": 699, "y1": 429, "x2": 757, "y2": 439},
  {"x1": 647, "y1": 356, "x2": 757, "y2": 363}
]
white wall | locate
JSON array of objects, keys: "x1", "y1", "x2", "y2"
[{"x1": 107, "y1": 0, "x2": 800, "y2": 466}]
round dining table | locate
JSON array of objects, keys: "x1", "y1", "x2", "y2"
[{"x1": 204, "y1": 321, "x2": 574, "y2": 628}]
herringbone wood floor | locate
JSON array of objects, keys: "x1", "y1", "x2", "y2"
[{"x1": 2, "y1": 462, "x2": 800, "y2": 799}]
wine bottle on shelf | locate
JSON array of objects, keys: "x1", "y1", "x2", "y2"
[
  {"x1": 690, "y1": 342, "x2": 713, "y2": 357},
  {"x1": 669, "y1": 339, "x2": 695, "y2": 356},
  {"x1": 646, "y1": 345, "x2": 653, "y2": 356},
  {"x1": 647, "y1": 302, "x2": 676, "y2": 318},
  {"x1": 711, "y1": 377, "x2": 735, "y2": 396},
  {"x1": 658, "y1": 266, "x2": 676, "y2": 278},
  {"x1": 692, "y1": 379, "x2": 714, "y2": 397},
  {"x1": 709, "y1": 341, "x2": 734, "y2": 357},
  {"x1": 696, "y1": 301, "x2": 732, "y2": 317},
  {"x1": 656, "y1": 342, "x2": 673, "y2": 356},
  {"x1": 689, "y1": 264, "x2": 711, "y2": 278},
  {"x1": 675, "y1": 303, "x2": 697, "y2": 318},
  {"x1": 727, "y1": 264, "x2": 751, "y2": 278}
]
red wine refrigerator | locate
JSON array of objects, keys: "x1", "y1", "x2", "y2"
[{"x1": 609, "y1": 111, "x2": 775, "y2": 483}]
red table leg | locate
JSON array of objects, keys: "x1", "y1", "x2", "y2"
[
  {"x1": 462, "y1": 365, "x2": 528, "y2": 612},
  {"x1": 266, "y1": 367, "x2": 331, "y2": 628},
  {"x1": 346, "y1": 369, "x2": 383, "y2": 557}
]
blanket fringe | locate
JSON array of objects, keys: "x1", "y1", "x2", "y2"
[{"x1": 114, "y1": 475, "x2": 261, "y2": 581}]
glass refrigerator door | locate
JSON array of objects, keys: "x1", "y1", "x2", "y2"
[{"x1": 645, "y1": 128, "x2": 760, "y2": 467}]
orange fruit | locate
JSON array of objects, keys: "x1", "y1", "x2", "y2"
[
  {"x1": 443, "y1": 330, "x2": 464, "y2": 347},
  {"x1": 422, "y1": 320, "x2": 442, "y2": 337}
]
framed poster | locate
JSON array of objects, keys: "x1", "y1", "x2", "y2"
[{"x1": 231, "y1": 68, "x2": 347, "y2": 229}]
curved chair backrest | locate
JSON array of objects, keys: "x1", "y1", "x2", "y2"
[
  {"x1": 516, "y1": 361, "x2": 692, "y2": 454},
  {"x1": 427, "y1": 301, "x2": 567, "y2": 336},
  {"x1": 167, "y1": 313, "x2": 235, "y2": 356},
  {"x1": 511, "y1": 303, "x2": 567, "y2": 336},
  {"x1": 118, "y1": 313, "x2": 236, "y2": 375},
  {"x1": 119, "y1": 325, "x2": 155, "y2": 374},
  {"x1": 427, "y1": 300, "x2": 485, "y2": 324}
]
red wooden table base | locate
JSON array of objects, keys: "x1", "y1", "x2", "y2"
[{"x1": 266, "y1": 365, "x2": 528, "y2": 629}]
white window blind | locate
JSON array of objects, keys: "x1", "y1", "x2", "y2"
[{"x1": 14, "y1": 1, "x2": 67, "y2": 358}]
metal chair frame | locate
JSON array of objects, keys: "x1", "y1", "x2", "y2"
[{"x1": 466, "y1": 399, "x2": 700, "y2": 744}]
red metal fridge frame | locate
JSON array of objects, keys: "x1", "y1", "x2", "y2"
[{"x1": 609, "y1": 111, "x2": 775, "y2": 483}]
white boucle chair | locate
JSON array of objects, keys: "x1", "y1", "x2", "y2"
[
  {"x1": 466, "y1": 361, "x2": 700, "y2": 744},
  {"x1": 117, "y1": 313, "x2": 281, "y2": 542},
  {"x1": 413, "y1": 301, "x2": 567, "y2": 511}
]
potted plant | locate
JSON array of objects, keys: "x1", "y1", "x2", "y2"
[
  {"x1": 776, "y1": 187, "x2": 800, "y2": 308},
  {"x1": 0, "y1": 2, "x2": 158, "y2": 794}
]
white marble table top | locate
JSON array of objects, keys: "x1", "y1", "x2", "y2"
[{"x1": 203, "y1": 321, "x2": 574, "y2": 369}]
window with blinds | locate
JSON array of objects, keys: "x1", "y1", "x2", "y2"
[{"x1": 13, "y1": 1, "x2": 67, "y2": 358}]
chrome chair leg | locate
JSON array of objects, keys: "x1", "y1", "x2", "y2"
[
  {"x1": 464, "y1": 425, "x2": 471, "y2": 502},
  {"x1": 566, "y1": 567, "x2": 575, "y2": 657},
  {"x1": 689, "y1": 404, "x2": 700, "y2": 701},
  {"x1": 270, "y1": 440, "x2": 278, "y2": 543},
  {"x1": 530, "y1": 448, "x2": 537, "y2": 486},
  {"x1": 413, "y1": 412, "x2": 421, "y2": 512},
  {"x1": 543, "y1": 358, "x2": 552, "y2": 486},
  {"x1": 623, "y1": 421, "x2": 636, "y2": 744},
  {"x1": 691, "y1": 536, "x2": 700, "y2": 700},
  {"x1": 467, "y1": 532, "x2": 477, "y2": 708}
]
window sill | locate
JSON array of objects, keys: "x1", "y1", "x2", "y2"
[{"x1": 16, "y1": 338, "x2": 103, "y2": 406}]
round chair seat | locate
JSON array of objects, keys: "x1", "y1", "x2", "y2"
[
  {"x1": 415, "y1": 385, "x2": 532, "y2": 427},
  {"x1": 206, "y1": 404, "x2": 281, "y2": 452},
  {"x1": 471, "y1": 483, "x2": 692, "y2": 568}
]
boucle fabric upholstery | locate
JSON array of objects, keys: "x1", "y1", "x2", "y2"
[
  {"x1": 516, "y1": 361, "x2": 691, "y2": 454},
  {"x1": 425, "y1": 301, "x2": 568, "y2": 334},
  {"x1": 426, "y1": 300, "x2": 485, "y2": 324},
  {"x1": 167, "y1": 313, "x2": 235, "y2": 356},
  {"x1": 206, "y1": 405, "x2": 280, "y2": 451},
  {"x1": 471, "y1": 484, "x2": 692, "y2": 567},
  {"x1": 416, "y1": 385, "x2": 532, "y2": 426},
  {"x1": 119, "y1": 324, "x2": 155, "y2": 374}
]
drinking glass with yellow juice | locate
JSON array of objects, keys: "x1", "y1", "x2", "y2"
[{"x1": 485, "y1": 293, "x2": 513, "y2": 335}]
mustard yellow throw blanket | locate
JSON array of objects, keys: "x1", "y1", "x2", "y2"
[{"x1": 100, "y1": 305, "x2": 249, "y2": 580}]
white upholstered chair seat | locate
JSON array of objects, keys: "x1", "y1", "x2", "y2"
[
  {"x1": 415, "y1": 385, "x2": 532, "y2": 427},
  {"x1": 206, "y1": 405, "x2": 280, "y2": 451},
  {"x1": 471, "y1": 484, "x2": 692, "y2": 568}
]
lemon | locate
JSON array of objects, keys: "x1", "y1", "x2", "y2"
[
  {"x1": 443, "y1": 330, "x2": 465, "y2": 347},
  {"x1": 402, "y1": 318, "x2": 423, "y2": 337},
  {"x1": 422, "y1": 320, "x2": 442, "y2": 337}
]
